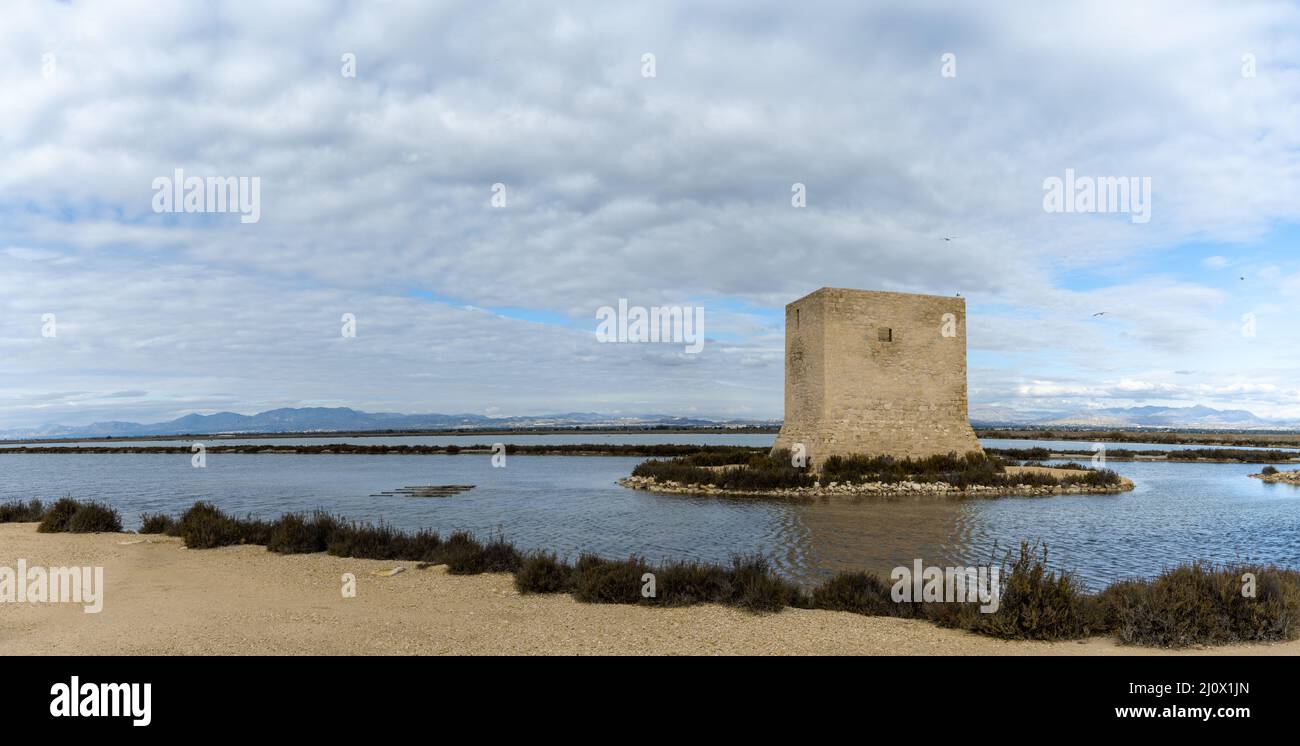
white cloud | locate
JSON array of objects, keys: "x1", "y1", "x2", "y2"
[{"x1": 2, "y1": 1, "x2": 1300, "y2": 428}]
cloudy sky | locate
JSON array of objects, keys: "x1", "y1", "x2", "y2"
[{"x1": 2, "y1": 0, "x2": 1299, "y2": 430}]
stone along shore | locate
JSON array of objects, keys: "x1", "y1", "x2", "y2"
[
  {"x1": 1251, "y1": 470, "x2": 1300, "y2": 485},
  {"x1": 619, "y1": 468, "x2": 1135, "y2": 499}
]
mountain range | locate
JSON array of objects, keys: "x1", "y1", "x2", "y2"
[
  {"x1": 1, "y1": 404, "x2": 1296, "y2": 441},
  {"x1": 968, "y1": 404, "x2": 1296, "y2": 429},
  {"x1": 0, "y1": 408, "x2": 777, "y2": 441}
]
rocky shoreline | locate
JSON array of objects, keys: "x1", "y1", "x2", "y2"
[
  {"x1": 1250, "y1": 470, "x2": 1300, "y2": 485},
  {"x1": 618, "y1": 473, "x2": 1136, "y2": 499}
]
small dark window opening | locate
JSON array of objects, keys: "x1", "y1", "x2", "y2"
[
  {"x1": 794, "y1": 308, "x2": 799, "y2": 329},
  {"x1": 878, "y1": 328, "x2": 893, "y2": 342}
]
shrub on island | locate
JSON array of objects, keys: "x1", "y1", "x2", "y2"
[{"x1": 631, "y1": 450, "x2": 1123, "y2": 492}]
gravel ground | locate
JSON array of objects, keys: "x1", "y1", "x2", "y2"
[{"x1": 2, "y1": 523, "x2": 1296, "y2": 656}]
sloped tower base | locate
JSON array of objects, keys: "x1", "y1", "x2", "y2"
[{"x1": 771, "y1": 288, "x2": 983, "y2": 469}]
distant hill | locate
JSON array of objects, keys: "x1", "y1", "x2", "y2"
[
  {"x1": 0, "y1": 407, "x2": 779, "y2": 441},
  {"x1": 5, "y1": 403, "x2": 1295, "y2": 442},
  {"x1": 972, "y1": 404, "x2": 1295, "y2": 430}
]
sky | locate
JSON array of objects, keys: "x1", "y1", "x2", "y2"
[{"x1": 1, "y1": 0, "x2": 1299, "y2": 430}]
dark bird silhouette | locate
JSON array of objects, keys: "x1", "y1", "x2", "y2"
[{"x1": 1092, "y1": 311, "x2": 1107, "y2": 317}]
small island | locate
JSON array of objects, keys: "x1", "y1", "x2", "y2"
[
  {"x1": 621, "y1": 450, "x2": 1133, "y2": 499},
  {"x1": 1251, "y1": 466, "x2": 1300, "y2": 485}
]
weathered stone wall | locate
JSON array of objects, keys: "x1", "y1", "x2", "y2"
[{"x1": 772, "y1": 288, "x2": 983, "y2": 468}]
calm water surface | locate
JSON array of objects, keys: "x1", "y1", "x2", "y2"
[{"x1": 2, "y1": 434, "x2": 1297, "y2": 589}]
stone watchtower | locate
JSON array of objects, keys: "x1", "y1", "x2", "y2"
[{"x1": 771, "y1": 288, "x2": 983, "y2": 468}]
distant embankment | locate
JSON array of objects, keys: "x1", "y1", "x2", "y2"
[
  {"x1": 0, "y1": 425, "x2": 782, "y2": 446},
  {"x1": 5, "y1": 443, "x2": 1298, "y2": 465},
  {"x1": 0, "y1": 443, "x2": 773, "y2": 457},
  {"x1": 985, "y1": 447, "x2": 1300, "y2": 465},
  {"x1": 978, "y1": 428, "x2": 1300, "y2": 450}
]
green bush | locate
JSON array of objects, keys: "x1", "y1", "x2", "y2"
[
  {"x1": 467, "y1": 534, "x2": 524, "y2": 574},
  {"x1": 435, "y1": 531, "x2": 485, "y2": 573},
  {"x1": 1099, "y1": 563, "x2": 1300, "y2": 647},
  {"x1": 569, "y1": 555, "x2": 651, "y2": 604},
  {"x1": 30, "y1": 498, "x2": 122, "y2": 533},
  {"x1": 812, "y1": 571, "x2": 913, "y2": 617},
  {"x1": 0, "y1": 499, "x2": 45, "y2": 523},
  {"x1": 425, "y1": 531, "x2": 523, "y2": 574},
  {"x1": 729, "y1": 555, "x2": 803, "y2": 612},
  {"x1": 64, "y1": 501, "x2": 122, "y2": 533},
  {"x1": 139, "y1": 513, "x2": 175, "y2": 534},
  {"x1": 237, "y1": 517, "x2": 275, "y2": 546},
  {"x1": 266, "y1": 512, "x2": 343, "y2": 554},
  {"x1": 972, "y1": 542, "x2": 1100, "y2": 640},
  {"x1": 804, "y1": 544, "x2": 1100, "y2": 640},
  {"x1": 514, "y1": 552, "x2": 573, "y2": 594},
  {"x1": 631, "y1": 451, "x2": 814, "y2": 490},
  {"x1": 326, "y1": 522, "x2": 442, "y2": 561},
  {"x1": 37, "y1": 497, "x2": 82, "y2": 533},
  {"x1": 1058, "y1": 468, "x2": 1123, "y2": 487},
  {"x1": 653, "y1": 560, "x2": 733, "y2": 606},
  {"x1": 177, "y1": 502, "x2": 247, "y2": 548}
]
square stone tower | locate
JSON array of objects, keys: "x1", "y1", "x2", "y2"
[{"x1": 771, "y1": 287, "x2": 982, "y2": 468}]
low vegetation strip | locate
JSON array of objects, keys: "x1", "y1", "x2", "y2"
[
  {"x1": 0, "y1": 443, "x2": 771, "y2": 457},
  {"x1": 4, "y1": 498, "x2": 1293, "y2": 648},
  {"x1": 988, "y1": 446, "x2": 1300, "y2": 464},
  {"x1": 979, "y1": 428, "x2": 1300, "y2": 450},
  {"x1": 629, "y1": 450, "x2": 1125, "y2": 495},
  {"x1": 0, "y1": 497, "x2": 124, "y2": 533}
]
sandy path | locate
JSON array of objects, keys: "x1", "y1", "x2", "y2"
[{"x1": 2, "y1": 524, "x2": 1296, "y2": 656}]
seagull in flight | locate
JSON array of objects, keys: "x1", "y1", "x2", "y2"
[{"x1": 1092, "y1": 311, "x2": 1107, "y2": 317}]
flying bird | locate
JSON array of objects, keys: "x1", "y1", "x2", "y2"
[{"x1": 1092, "y1": 312, "x2": 1107, "y2": 317}]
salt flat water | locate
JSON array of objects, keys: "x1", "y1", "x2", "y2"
[{"x1": 2, "y1": 433, "x2": 1297, "y2": 589}]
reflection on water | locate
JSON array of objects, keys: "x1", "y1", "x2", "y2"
[{"x1": 1, "y1": 449, "x2": 1296, "y2": 589}]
